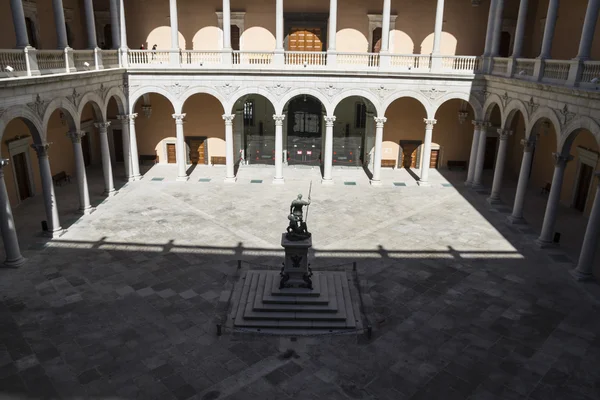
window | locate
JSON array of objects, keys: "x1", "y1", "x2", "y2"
[
  {"x1": 243, "y1": 100, "x2": 254, "y2": 126},
  {"x1": 355, "y1": 103, "x2": 367, "y2": 129}
]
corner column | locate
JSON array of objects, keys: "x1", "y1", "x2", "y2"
[
  {"x1": 9, "y1": 0, "x2": 30, "y2": 48},
  {"x1": 371, "y1": 117, "x2": 386, "y2": 185},
  {"x1": 536, "y1": 153, "x2": 573, "y2": 247},
  {"x1": 31, "y1": 143, "x2": 63, "y2": 237},
  {"x1": 487, "y1": 129, "x2": 512, "y2": 204},
  {"x1": 472, "y1": 122, "x2": 491, "y2": 189},
  {"x1": 223, "y1": 114, "x2": 236, "y2": 182},
  {"x1": 274, "y1": 114, "x2": 285, "y2": 184},
  {"x1": 95, "y1": 122, "x2": 116, "y2": 196},
  {"x1": 169, "y1": 0, "x2": 180, "y2": 65},
  {"x1": 507, "y1": 137, "x2": 536, "y2": 224},
  {"x1": 109, "y1": 0, "x2": 120, "y2": 49},
  {"x1": 419, "y1": 119, "x2": 436, "y2": 186},
  {"x1": 173, "y1": 113, "x2": 188, "y2": 181},
  {"x1": 0, "y1": 160, "x2": 26, "y2": 267},
  {"x1": 67, "y1": 131, "x2": 93, "y2": 214},
  {"x1": 322, "y1": 116, "x2": 335, "y2": 184},
  {"x1": 466, "y1": 120, "x2": 483, "y2": 186},
  {"x1": 572, "y1": 172, "x2": 600, "y2": 281},
  {"x1": 52, "y1": 0, "x2": 69, "y2": 49}
]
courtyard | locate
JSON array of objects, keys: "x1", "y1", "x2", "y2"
[{"x1": 1, "y1": 165, "x2": 600, "y2": 399}]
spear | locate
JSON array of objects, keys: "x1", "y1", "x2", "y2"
[{"x1": 304, "y1": 180, "x2": 313, "y2": 223}]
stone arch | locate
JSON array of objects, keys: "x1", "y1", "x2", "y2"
[
  {"x1": 42, "y1": 97, "x2": 80, "y2": 136},
  {"x1": 559, "y1": 116, "x2": 600, "y2": 154},
  {"x1": 129, "y1": 86, "x2": 179, "y2": 114},
  {"x1": 528, "y1": 106, "x2": 561, "y2": 143},
  {"x1": 502, "y1": 99, "x2": 529, "y2": 131},
  {"x1": 179, "y1": 87, "x2": 228, "y2": 115},
  {"x1": 77, "y1": 91, "x2": 106, "y2": 122},
  {"x1": 228, "y1": 87, "x2": 276, "y2": 114},
  {"x1": 0, "y1": 105, "x2": 44, "y2": 146},
  {"x1": 482, "y1": 93, "x2": 504, "y2": 122},
  {"x1": 104, "y1": 86, "x2": 127, "y2": 116},
  {"x1": 331, "y1": 90, "x2": 383, "y2": 117},
  {"x1": 276, "y1": 89, "x2": 333, "y2": 116},
  {"x1": 432, "y1": 92, "x2": 484, "y2": 121},
  {"x1": 382, "y1": 91, "x2": 432, "y2": 119}
]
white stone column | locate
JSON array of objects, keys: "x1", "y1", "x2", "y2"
[
  {"x1": 576, "y1": 0, "x2": 600, "y2": 60},
  {"x1": 128, "y1": 114, "x2": 141, "y2": 180},
  {"x1": 572, "y1": 172, "x2": 600, "y2": 281},
  {"x1": 466, "y1": 120, "x2": 483, "y2": 186},
  {"x1": 83, "y1": 0, "x2": 98, "y2": 49},
  {"x1": 491, "y1": 0, "x2": 505, "y2": 56},
  {"x1": 507, "y1": 137, "x2": 536, "y2": 224},
  {"x1": 31, "y1": 143, "x2": 63, "y2": 237},
  {"x1": 117, "y1": 115, "x2": 131, "y2": 179},
  {"x1": 536, "y1": 153, "x2": 573, "y2": 247},
  {"x1": 169, "y1": 0, "x2": 180, "y2": 65},
  {"x1": 328, "y1": 0, "x2": 337, "y2": 51},
  {"x1": 95, "y1": 122, "x2": 116, "y2": 196},
  {"x1": 173, "y1": 113, "x2": 188, "y2": 181},
  {"x1": 223, "y1": 114, "x2": 236, "y2": 182},
  {"x1": 483, "y1": 0, "x2": 497, "y2": 56},
  {"x1": 511, "y1": 0, "x2": 529, "y2": 58},
  {"x1": 322, "y1": 116, "x2": 335, "y2": 184},
  {"x1": 472, "y1": 122, "x2": 491, "y2": 189},
  {"x1": 67, "y1": 131, "x2": 93, "y2": 214},
  {"x1": 10, "y1": 0, "x2": 30, "y2": 49},
  {"x1": 539, "y1": 0, "x2": 560, "y2": 59},
  {"x1": 487, "y1": 129, "x2": 512, "y2": 203},
  {"x1": 371, "y1": 117, "x2": 386, "y2": 185},
  {"x1": 274, "y1": 114, "x2": 285, "y2": 184},
  {"x1": 432, "y1": 0, "x2": 445, "y2": 55},
  {"x1": 0, "y1": 159, "x2": 26, "y2": 267},
  {"x1": 276, "y1": 0, "x2": 284, "y2": 50},
  {"x1": 119, "y1": 0, "x2": 128, "y2": 50},
  {"x1": 381, "y1": 0, "x2": 391, "y2": 53},
  {"x1": 109, "y1": 0, "x2": 120, "y2": 49},
  {"x1": 52, "y1": 0, "x2": 69, "y2": 49},
  {"x1": 222, "y1": 0, "x2": 231, "y2": 49},
  {"x1": 419, "y1": 119, "x2": 436, "y2": 186}
]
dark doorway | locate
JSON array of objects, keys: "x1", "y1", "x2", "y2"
[
  {"x1": 372, "y1": 28, "x2": 382, "y2": 53},
  {"x1": 399, "y1": 140, "x2": 422, "y2": 168},
  {"x1": 12, "y1": 153, "x2": 31, "y2": 201},
  {"x1": 113, "y1": 129, "x2": 124, "y2": 162},
  {"x1": 104, "y1": 24, "x2": 113, "y2": 49},
  {"x1": 499, "y1": 32, "x2": 511, "y2": 57},
  {"x1": 25, "y1": 17, "x2": 38, "y2": 48},
  {"x1": 574, "y1": 163, "x2": 593, "y2": 212},
  {"x1": 483, "y1": 136, "x2": 498, "y2": 170},
  {"x1": 231, "y1": 25, "x2": 240, "y2": 51},
  {"x1": 82, "y1": 133, "x2": 91, "y2": 167},
  {"x1": 287, "y1": 96, "x2": 323, "y2": 165},
  {"x1": 188, "y1": 138, "x2": 207, "y2": 164}
]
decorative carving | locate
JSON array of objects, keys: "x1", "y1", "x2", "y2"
[
  {"x1": 273, "y1": 114, "x2": 285, "y2": 125},
  {"x1": 424, "y1": 118, "x2": 437, "y2": 129},
  {"x1": 166, "y1": 82, "x2": 190, "y2": 97},
  {"x1": 500, "y1": 91, "x2": 512, "y2": 108},
  {"x1": 31, "y1": 142, "x2": 52, "y2": 157},
  {"x1": 558, "y1": 104, "x2": 576, "y2": 127},
  {"x1": 552, "y1": 152, "x2": 574, "y2": 167},
  {"x1": 318, "y1": 84, "x2": 342, "y2": 99},
  {"x1": 374, "y1": 117, "x2": 387, "y2": 126},
  {"x1": 172, "y1": 113, "x2": 186, "y2": 123},
  {"x1": 420, "y1": 88, "x2": 447, "y2": 100},
  {"x1": 521, "y1": 138, "x2": 536, "y2": 152},
  {"x1": 266, "y1": 84, "x2": 292, "y2": 98},
  {"x1": 94, "y1": 122, "x2": 111, "y2": 131},
  {"x1": 27, "y1": 94, "x2": 48, "y2": 119},
  {"x1": 497, "y1": 129, "x2": 513, "y2": 140},
  {"x1": 96, "y1": 83, "x2": 108, "y2": 102},
  {"x1": 290, "y1": 255, "x2": 302, "y2": 268},
  {"x1": 66, "y1": 131, "x2": 85, "y2": 143},
  {"x1": 324, "y1": 116, "x2": 336, "y2": 126},
  {"x1": 371, "y1": 85, "x2": 392, "y2": 99},
  {"x1": 222, "y1": 114, "x2": 235, "y2": 124},
  {"x1": 525, "y1": 97, "x2": 539, "y2": 116},
  {"x1": 68, "y1": 88, "x2": 82, "y2": 108},
  {"x1": 216, "y1": 83, "x2": 240, "y2": 99}
]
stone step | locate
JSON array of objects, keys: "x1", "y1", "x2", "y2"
[{"x1": 261, "y1": 273, "x2": 332, "y2": 306}]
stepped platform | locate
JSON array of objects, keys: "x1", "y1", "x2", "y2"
[{"x1": 227, "y1": 270, "x2": 363, "y2": 335}]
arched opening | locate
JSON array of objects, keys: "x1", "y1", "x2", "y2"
[
  {"x1": 504, "y1": 108, "x2": 528, "y2": 188},
  {"x1": 561, "y1": 129, "x2": 599, "y2": 215},
  {"x1": 529, "y1": 118, "x2": 558, "y2": 200},
  {"x1": 479, "y1": 103, "x2": 502, "y2": 179},
  {"x1": 381, "y1": 97, "x2": 428, "y2": 173},
  {"x1": 420, "y1": 32, "x2": 458, "y2": 55},
  {"x1": 332, "y1": 96, "x2": 376, "y2": 168},
  {"x1": 181, "y1": 93, "x2": 226, "y2": 169},
  {"x1": 146, "y1": 27, "x2": 187, "y2": 50},
  {"x1": 283, "y1": 95, "x2": 326, "y2": 166},
  {"x1": 105, "y1": 95, "x2": 126, "y2": 179},
  {"x1": 231, "y1": 95, "x2": 276, "y2": 166}
]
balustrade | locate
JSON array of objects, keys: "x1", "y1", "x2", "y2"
[
  {"x1": 73, "y1": 50, "x2": 95, "y2": 70},
  {"x1": 36, "y1": 50, "x2": 66, "y2": 73},
  {"x1": 581, "y1": 61, "x2": 600, "y2": 84},
  {"x1": 491, "y1": 57, "x2": 509, "y2": 75},
  {"x1": 442, "y1": 56, "x2": 480, "y2": 73},
  {"x1": 0, "y1": 50, "x2": 27, "y2": 76},
  {"x1": 232, "y1": 51, "x2": 274, "y2": 66},
  {"x1": 336, "y1": 53, "x2": 380, "y2": 68},
  {"x1": 514, "y1": 58, "x2": 536, "y2": 79},
  {"x1": 285, "y1": 51, "x2": 327, "y2": 66},
  {"x1": 542, "y1": 60, "x2": 570, "y2": 82}
]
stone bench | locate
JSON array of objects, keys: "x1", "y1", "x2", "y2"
[
  {"x1": 139, "y1": 154, "x2": 158, "y2": 164},
  {"x1": 211, "y1": 156, "x2": 226, "y2": 165},
  {"x1": 52, "y1": 171, "x2": 71, "y2": 186},
  {"x1": 381, "y1": 159, "x2": 396, "y2": 168},
  {"x1": 447, "y1": 160, "x2": 467, "y2": 170}
]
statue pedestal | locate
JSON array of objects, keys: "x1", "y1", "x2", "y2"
[{"x1": 280, "y1": 233, "x2": 313, "y2": 289}]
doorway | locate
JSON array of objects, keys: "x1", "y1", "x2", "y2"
[
  {"x1": 287, "y1": 96, "x2": 323, "y2": 166},
  {"x1": 483, "y1": 136, "x2": 498, "y2": 170},
  {"x1": 574, "y1": 163, "x2": 593, "y2": 212},
  {"x1": 113, "y1": 129, "x2": 124, "y2": 162},
  {"x1": 82, "y1": 133, "x2": 91, "y2": 167},
  {"x1": 430, "y1": 149, "x2": 440, "y2": 169},
  {"x1": 166, "y1": 143, "x2": 176, "y2": 164},
  {"x1": 12, "y1": 153, "x2": 32, "y2": 201},
  {"x1": 104, "y1": 24, "x2": 113, "y2": 49},
  {"x1": 188, "y1": 138, "x2": 207, "y2": 164},
  {"x1": 399, "y1": 140, "x2": 422, "y2": 168}
]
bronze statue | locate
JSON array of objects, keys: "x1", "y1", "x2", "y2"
[{"x1": 286, "y1": 190, "x2": 312, "y2": 241}]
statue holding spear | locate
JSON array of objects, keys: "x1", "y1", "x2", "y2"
[{"x1": 285, "y1": 181, "x2": 312, "y2": 241}]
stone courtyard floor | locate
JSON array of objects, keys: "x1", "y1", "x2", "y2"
[{"x1": 1, "y1": 165, "x2": 600, "y2": 399}]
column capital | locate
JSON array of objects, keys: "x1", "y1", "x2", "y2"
[
  {"x1": 31, "y1": 142, "x2": 52, "y2": 157},
  {"x1": 117, "y1": 113, "x2": 138, "y2": 122},
  {"x1": 94, "y1": 121, "x2": 111, "y2": 130},
  {"x1": 472, "y1": 120, "x2": 489, "y2": 129},
  {"x1": 172, "y1": 113, "x2": 186, "y2": 124},
  {"x1": 552, "y1": 152, "x2": 574, "y2": 167},
  {"x1": 273, "y1": 114, "x2": 285, "y2": 125},
  {"x1": 66, "y1": 131, "x2": 86, "y2": 143},
  {"x1": 520, "y1": 138, "x2": 536, "y2": 152},
  {"x1": 424, "y1": 118, "x2": 437, "y2": 129},
  {"x1": 324, "y1": 116, "x2": 336, "y2": 126},
  {"x1": 222, "y1": 114, "x2": 235, "y2": 125},
  {"x1": 497, "y1": 129, "x2": 513, "y2": 140},
  {"x1": 374, "y1": 117, "x2": 387, "y2": 127}
]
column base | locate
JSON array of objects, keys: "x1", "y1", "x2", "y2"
[
  {"x1": 417, "y1": 181, "x2": 430, "y2": 187},
  {"x1": 128, "y1": 174, "x2": 142, "y2": 182},
  {"x1": 535, "y1": 238, "x2": 558, "y2": 249},
  {"x1": 486, "y1": 196, "x2": 502, "y2": 205},
  {"x1": 322, "y1": 178, "x2": 334, "y2": 185},
  {"x1": 471, "y1": 183, "x2": 485, "y2": 191},
  {"x1": 3, "y1": 256, "x2": 26, "y2": 268},
  {"x1": 176, "y1": 176, "x2": 189, "y2": 182},
  {"x1": 273, "y1": 177, "x2": 285, "y2": 184},
  {"x1": 464, "y1": 180, "x2": 473, "y2": 186},
  {"x1": 104, "y1": 188, "x2": 117, "y2": 197},
  {"x1": 79, "y1": 206, "x2": 95, "y2": 215},
  {"x1": 506, "y1": 215, "x2": 526, "y2": 225},
  {"x1": 369, "y1": 179, "x2": 381, "y2": 186},
  {"x1": 224, "y1": 176, "x2": 237, "y2": 183},
  {"x1": 45, "y1": 228, "x2": 66, "y2": 238},
  {"x1": 570, "y1": 268, "x2": 596, "y2": 282}
]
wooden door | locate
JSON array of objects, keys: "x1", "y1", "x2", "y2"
[
  {"x1": 13, "y1": 153, "x2": 31, "y2": 201},
  {"x1": 430, "y1": 149, "x2": 439, "y2": 169},
  {"x1": 82, "y1": 133, "x2": 91, "y2": 166},
  {"x1": 401, "y1": 144, "x2": 419, "y2": 168},
  {"x1": 372, "y1": 28, "x2": 382, "y2": 53},
  {"x1": 189, "y1": 139, "x2": 206, "y2": 164},
  {"x1": 483, "y1": 137, "x2": 497, "y2": 170},
  {"x1": 574, "y1": 164, "x2": 593, "y2": 212},
  {"x1": 166, "y1": 143, "x2": 176, "y2": 164},
  {"x1": 288, "y1": 28, "x2": 323, "y2": 52},
  {"x1": 113, "y1": 129, "x2": 124, "y2": 162}
]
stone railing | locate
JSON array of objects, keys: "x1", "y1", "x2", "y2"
[
  {"x1": 491, "y1": 57, "x2": 508, "y2": 75},
  {"x1": 441, "y1": 56, "x2": 480, "y2": 73},
  {"x1": 181, "y1": 50, "x2": 223, "y2": 66},
  {"x1": 0, "y1": 49, "x2": 28, "y2": 76},
  {"x1": 389, "y1": 54, "x2": 431, "y2": 71},
  {"x1": 542, "y1": 60, "x2": 571, "y2": 82},
  {"x1": 514, "y1": 58, "x2": 536, "y2": 79},
  {"x1": 336, "y1": 52, "x2": 380, "y2": 68},
  {"x1": 232, "y1": 51, "x2": 274, "y2": 66},
  {"x1": 101, "y1": 49, "x2": 120, "y2": 68},
  {"x1": 72, "y1": 50, "x2": 95, "y2": 70},
  {"x1": 580, "y1": 61, "x2": 600, "y2": 84},
  {"x1": 36, "y1": 50, "x2": 67, "y2": 73},
  {"x1": 285, "y1": 51, "x2": 327, "y2": 66}
]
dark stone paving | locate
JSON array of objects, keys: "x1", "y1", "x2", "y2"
[{"x1": 1, "y1": 181, "x2": 600, "y2": 400}]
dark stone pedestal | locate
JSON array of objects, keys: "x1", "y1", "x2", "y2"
[{"x1": 280, "y1": 234, "x2": 313, "y2": 289}]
